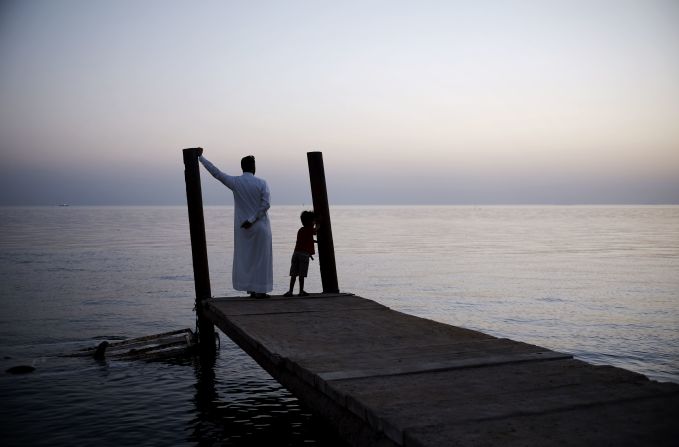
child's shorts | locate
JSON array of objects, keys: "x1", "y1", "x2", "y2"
[{"x1": 289, "y1": 251, "x2": 310, "y2": 277}]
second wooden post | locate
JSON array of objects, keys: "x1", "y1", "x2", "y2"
[{"x1": 307, "y1": 151, "x2": 339, "y2": 293}]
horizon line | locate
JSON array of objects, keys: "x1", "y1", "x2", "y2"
[{"x1": 2, "y1": 203, "x2": 679, "y2": 208}]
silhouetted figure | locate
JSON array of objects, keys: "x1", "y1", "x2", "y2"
[
  {"x1": 284, "y1": 211, "x2": 317, "y2": 297},
  {"x1": 198, "y1": 149, "x2": 273, "y2": 297}
]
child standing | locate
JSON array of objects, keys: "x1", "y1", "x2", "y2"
[{"x1": 283, "y1": 211, "x2": 316, "y2": 297}]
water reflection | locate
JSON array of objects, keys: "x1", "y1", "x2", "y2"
[
  {"x1": 188, "y1": 350, "x2": 347, "y2": 446},
  {"x1": 190, "y1": 353, "x2": 221, "y2": 443}
]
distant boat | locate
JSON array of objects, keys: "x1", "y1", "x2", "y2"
[{"x1": 57, "y1": 203, "x2": 69, "y2": 207}]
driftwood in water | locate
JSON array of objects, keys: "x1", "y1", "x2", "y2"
[
  {"x1": 72, "y1": 328, "x2": 198, "y2": 361},
  {"x1": 6, "y1": 365, "x2": 36, "y2": 374}
]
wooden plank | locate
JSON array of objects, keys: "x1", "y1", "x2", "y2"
[
  {"x1": 209, "y1": 301, "x2": 495, "y2": 360},
  {"x1": 291, "y1": 338, "x2": 571, "y2": 381},
  {"x1": 326, "y1": 359, "x2": 679, "y2": 444},
  {"x1": 209, "y1": 293, "x2": 384, "y2": 316},
  {"x1": 316, "y1": 351, "x2": 571, "y2": 381}
]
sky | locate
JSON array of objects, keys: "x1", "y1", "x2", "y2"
[{"x1": 1, "y1": 0, "x2": 678, "y2": 205}]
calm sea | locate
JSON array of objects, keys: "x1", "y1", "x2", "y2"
[{"x1": 1, "y1": 205, "x2": 678, "y2": 446}]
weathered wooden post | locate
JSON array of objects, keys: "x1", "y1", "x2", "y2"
[
  {"x1": 183, "y1": 148, "x2": 216, "y2": 353},
  {"x1": 307, "y1": 151, "x2": 340, "y2": 293}
]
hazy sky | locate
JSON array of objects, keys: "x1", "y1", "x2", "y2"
[{"x1": 1, "y1": 0, "x2": 678, "y2": 205}]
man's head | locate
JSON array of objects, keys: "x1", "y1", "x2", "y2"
[{"x1": 241, "y1": 155, "x2": 256, "y2": 174}]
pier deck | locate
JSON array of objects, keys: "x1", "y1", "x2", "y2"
[{"x1": 204, "y1": 293, "x2": 679, "y2": 446}]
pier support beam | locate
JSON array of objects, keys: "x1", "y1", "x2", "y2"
[
  {"x1": 182, "y1": 147, "x2": 216, "y2": 354},
  {"x1": 307, "y1": 151, "x2": 339, "y2": 293}
]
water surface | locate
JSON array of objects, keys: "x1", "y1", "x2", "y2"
[{"x1": 1, "y1": 205, "x2": 677, "y2": 445}]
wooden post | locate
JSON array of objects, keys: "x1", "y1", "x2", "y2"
[
  {"x1": 307, "y1": 151, "x2": 339, "y2": 293},
  {"x1": 183, "y1": 148, "x2": 216, "y2": 353}
]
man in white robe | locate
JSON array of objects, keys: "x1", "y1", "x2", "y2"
[{"x1": 198, "y1": 150, "x2": 273, "y2": 297}]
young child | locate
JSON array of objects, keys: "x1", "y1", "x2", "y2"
[{"x1": 283, "y1": 211, "x2": 316, "y2": 297}]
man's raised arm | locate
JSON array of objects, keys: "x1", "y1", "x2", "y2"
[{"x1": 199, "y1": 153, "x2": 235, "y2": 190}]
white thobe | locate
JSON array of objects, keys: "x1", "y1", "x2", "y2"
[{"x1": 199, "y1": 156, "x2": 273, "y2": 293}]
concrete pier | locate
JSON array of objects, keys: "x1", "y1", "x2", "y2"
[{"x1": 204, "y1": 293, "x2": 679, "y2": 446}]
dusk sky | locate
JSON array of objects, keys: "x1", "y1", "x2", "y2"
[{"x1": 1, "y1": 0, "x2": 678, "y2": 205}]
